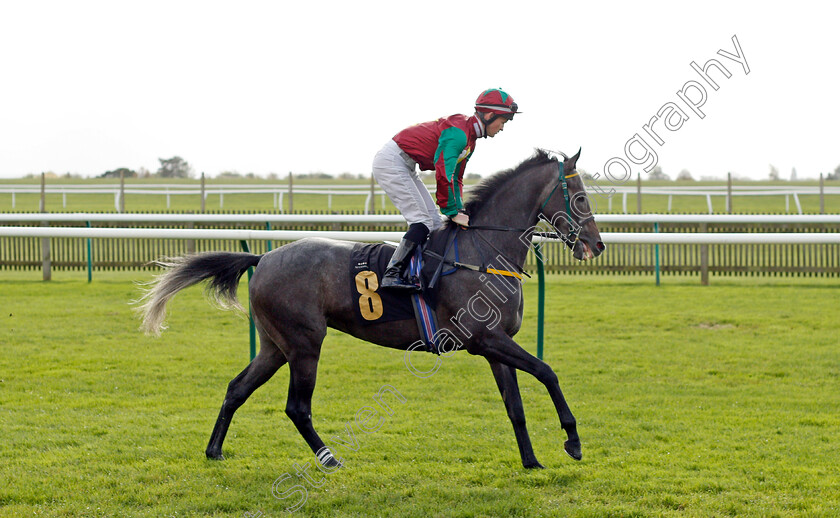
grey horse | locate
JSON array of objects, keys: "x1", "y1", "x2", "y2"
[{"x1": 137, "y1": 149, "x2": 604, "y2": 469}]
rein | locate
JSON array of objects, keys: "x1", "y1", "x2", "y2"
[
  {"x1": 437, "y1": 159, "x2": 592, "y2": 281},
  {"x1": 472, "y1": 158, "x2": 592, "y2": 249},
  {"x1": 467, "y1": 229, "x2": 530, "y2": 279},
  {"x1": 423, "y1": 227, "x2": 527, "y2": 287}
]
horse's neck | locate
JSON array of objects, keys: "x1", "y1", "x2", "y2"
[{"x1": 469, "y1": 166, "x2": 551, "y2": 266}]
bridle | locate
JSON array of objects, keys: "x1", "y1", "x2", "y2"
[
  {"x1": 537, "y1": 159, "x2": 595, "y2": 249},
  {"x1": 469, "y1": 158, "x2": 593, "y2": 244},
  {"x1": 447, "y1": 157, "x2": 594, "y2": 282}
]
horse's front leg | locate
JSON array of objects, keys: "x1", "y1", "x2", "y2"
[
  {"x1": 472, "y1": 334, "x2": 581, "y2": 461},
  {"x1": 487, "y1": 359, "x2": 543, "y2": 469}
]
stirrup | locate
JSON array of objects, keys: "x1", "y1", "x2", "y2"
[
  {"x1": 381, "y1": 238, "x2": 421, "y2": 291},
  {"x1": 381, "y1": 272, "x2": 421, "y2": 291}
]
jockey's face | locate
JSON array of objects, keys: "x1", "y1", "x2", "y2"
[{"x1": 485, "y1": 116, "x2": 508, "y2": 138}]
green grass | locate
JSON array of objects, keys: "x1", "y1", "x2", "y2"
[{"x1": 1, "y1": 272, "x2": 839, "y2": 517}]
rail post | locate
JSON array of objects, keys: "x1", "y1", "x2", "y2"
[
  {"x1": 726, "y1": 172, "x2": 732, "y2": 214},
  {"x1": 186, "y1": 219, "x2": 195, "y2": 254},
  {"x1": 119, "y1": 170, "x2": 125, "y2": 213},
  {"x1": 820, "y1": 173, "x2": 825, "y2": 214},
  {"x1": 40, "y1": 173, "x2": 51, "y2": 281},
  {"x1": 288, "y1": 172, "x2": 294, "y2": 213},
  {"x1": 535, "y1": 244, "x2": 545, "y2": 360},
  {"x1": 369, "y1": 175, "x2": 376, "y2": 214},
  {"x1": 636, "y1": 173, "x2": 642, "y2": 214},
  {"x1": 654, "y1": 222, "x2": 660, "y2": 286},
  {"x1": 700, "y1": 222, "x2": 709, "y2": 286},
  {"x1": 86, "y1": 221, "x2": 93, "y2": 282}
]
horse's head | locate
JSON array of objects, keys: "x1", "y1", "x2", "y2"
[{"x1": 539, "y1": 148, "x2": 605, "y2": 261}]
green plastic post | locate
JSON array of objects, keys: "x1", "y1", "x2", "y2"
[
  {"x1": 239, "y1": 240, "x2": 256, "y2": 361},
  {"x1": 535, "y1": 243, "x2": 545, "y2": 360},
  {"x1": 654, "y1": 222, "x2": 660, "y2": 287},
  {"x1": 86, "y1": 221, "x2": 92, "y2": 283}
]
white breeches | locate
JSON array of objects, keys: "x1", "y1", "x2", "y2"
[{"x1": 372, "y1": 139, "x2": 443, "y2": 233}]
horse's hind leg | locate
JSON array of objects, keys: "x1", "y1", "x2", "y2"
[
  {"x1": 284, "y1": 350, "x2": 341, "y2": 468},
  {"x1": 487, "y1": 360, "x2": 544, "y2": 469},
  {"x1": 206, "y1": 339, "x2": 287, "y2": 460}
]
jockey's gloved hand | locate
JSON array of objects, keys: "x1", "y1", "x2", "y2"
[{"x1": 451, "y1": 211, "x2": 469, "y2": 227}]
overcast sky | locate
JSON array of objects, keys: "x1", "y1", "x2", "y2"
[{"x1": 1, "y1": 1, "x2": 837, "y2": 181}]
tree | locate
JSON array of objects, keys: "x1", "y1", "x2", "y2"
[
  {"x1": 156, "y1": 156, "x2": 193, "y2": 178},
  {"x1": 295, "y1": 172, "x2": 333, "y2": 179},
  {"x1": 827, "y1": 164, "x2": 840, "y2": 181},
  {"x1": 790, "y1": 167, "x2": 798, "y2": 181},
  {"x1": 676, "y1": 169, "x2": 694, "y2": 181},
  {"x1": 768, "y1": 164, "x2": 780, "y2": 181},
  {"x1": 99, "y1": 167, "x2": 137, "y2": 179},
  {"x1": 647, "y1": 165, "x2": 670, "y2": 181}
]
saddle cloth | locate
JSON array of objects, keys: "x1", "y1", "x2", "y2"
[
  {"x1": 348, "y1": 227, "x2": 460, "y2": 352},
  {"x1": 349, "y1": 242, "x2": 416, "y2": 325}
]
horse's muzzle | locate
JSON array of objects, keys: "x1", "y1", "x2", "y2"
[{"x1": 578, "y1": 240, "x2": 605, "y2": 261}]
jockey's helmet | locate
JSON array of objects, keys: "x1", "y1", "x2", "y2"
[{"x1": 475, "y1": 88, "x2": 519, "y2": 121}]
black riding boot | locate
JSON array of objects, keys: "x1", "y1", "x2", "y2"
[{"x1": 381, "y1": 238, "x2": 420, "y2": 291}]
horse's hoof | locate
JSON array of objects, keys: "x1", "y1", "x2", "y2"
[
  {"x1": 564, "y1": 439, "x2": 582, "y2": 461},
  {"x1": 206, "y1": 450, "x2": 225, "y2": 461},
  {"x1": 322, "y1": 456, "x2": 343, "y2": 469},
  {"x1": 523, "y1": 460, "x2": 545, "y2": 469}
]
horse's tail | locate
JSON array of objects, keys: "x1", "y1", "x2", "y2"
[{"x1": 134, "y1": 252, "x2": 263, "y2": 336}]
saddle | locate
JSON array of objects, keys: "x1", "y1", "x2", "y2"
[{"x1": 348, "y1": 226, "x2": 460, "y2": 354}]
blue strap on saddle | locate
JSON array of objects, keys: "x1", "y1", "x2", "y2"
[{"x1": 408, "y1": 247, "x2": 441, "y2": 354}]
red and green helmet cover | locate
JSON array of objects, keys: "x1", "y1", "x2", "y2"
[{"x1": 474, "y1": 88, "x2": 519, "y2": 118}]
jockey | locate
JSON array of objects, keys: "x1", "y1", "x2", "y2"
[{"x1": 372, "y1": 88, "x2": 519, "y2": 290}]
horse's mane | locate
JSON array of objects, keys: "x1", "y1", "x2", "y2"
[{"x1": 464, "y1": 149, "x2": 558, "y2": 214}]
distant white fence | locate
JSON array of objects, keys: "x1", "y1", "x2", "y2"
[
  {"x1": 3, "y1": 181, "x2": 839, "y2": 213},
  {"x1": 0, "y1": 213, "x2": 405, "y2": 224},
  {"x1": 598, "y1": 184, "x2": 840, "y2": 214},
  {"x1": 0, "y1": 185, "x2": 389, "y2": 212},
  {"x1": 3, "y1": 213, "x2": 840, "y2": 225}
]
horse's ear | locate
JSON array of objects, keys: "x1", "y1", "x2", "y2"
[{"x1": 570, "y1": 147, "x2": 582, "y2": 168}]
